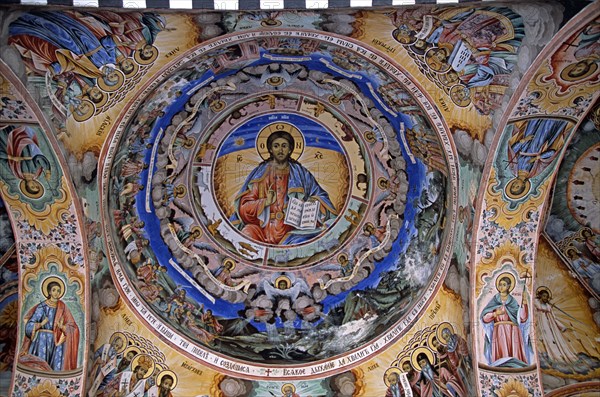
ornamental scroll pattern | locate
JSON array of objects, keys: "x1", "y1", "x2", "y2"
[
  {"x1": 472, "y1": 7, "x2": 600, "y2": 397},
  {"x1": 0, "y1": 62, "x2": 89, "y2": 397}
]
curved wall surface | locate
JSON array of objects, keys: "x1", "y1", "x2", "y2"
[{"x1": 0, "y1": 2, "x2": 598, "y2": 396}]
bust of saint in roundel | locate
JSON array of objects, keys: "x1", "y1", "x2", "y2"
[{"x1": 230, "y1": 123, "x2": 338, "y2": 246}]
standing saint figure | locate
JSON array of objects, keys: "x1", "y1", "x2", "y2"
[
  {"x1": 400, "y1": 359, "x2": 420, "y2": 396},
  {"x1": 438, "y1": 325, "x2": 472, "y2": 394},
  {"x1": 231, "y1": 128, "x2": 337, "y2": 245},
  {"x1": 481, "y1": 273, "x2": 531, "y2": 367},
  {"x1": 534, "y1": 286, "x2": 579, "y2": 364},
  {"x1": 19, "y1": 276, "x2": 80, "y2": 371}
]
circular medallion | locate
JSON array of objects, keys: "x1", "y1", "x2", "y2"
[
  {"x1": 567, "y1": 143, "x2": 600, "y2": 233},
  {"x1": 199, "y1": 111, "x2": 353, "y2": 262},
  {"x1": 102, "y1": 30, "x2": 458, "y2": 378}
]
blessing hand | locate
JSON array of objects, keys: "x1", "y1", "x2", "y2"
[{"x1": 266, "y1": 185, "x2": 276, "y2": 206}]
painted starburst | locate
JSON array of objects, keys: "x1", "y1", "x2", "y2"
[
  {"x1": 0, "y1": 301, "x2": 18, "y2": 328},
  {"x1": 26, "y1": 379, "x2": 62, "y2": 397},
  {"x1": 494, "y1": 379, "x2": 532, "y2": 397}
]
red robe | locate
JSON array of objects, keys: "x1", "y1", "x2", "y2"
[{"x1": 239, "y1": 166, "x2": 293, "y2": 244}]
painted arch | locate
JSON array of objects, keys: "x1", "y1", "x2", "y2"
[{"x1": 0, "y1": 2, "x2": 598, "y2": 396}]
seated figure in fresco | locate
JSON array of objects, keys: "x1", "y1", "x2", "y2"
[
  {"x1": 166, "y1": 288, "x2": 189, "y2": 322},
  {"x1": 8, "y1": 10, "x2": 127, "y2": 99},
  {"x1": 231, "y1": 129, "x2": 337, "y2": 245},
  {"x1": 200, "y1": 307, "x2": 223, "y2": 336},
  {"x1": 182, "y1": 310, "x2": 215, "y2": 345}
]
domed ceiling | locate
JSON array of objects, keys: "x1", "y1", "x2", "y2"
[
  {"x1": 0, "y1": 2, "x2": 598, "y2": 397},
  {"x1": 102, "y1": 31, "x2": 456, "y2": 373}
]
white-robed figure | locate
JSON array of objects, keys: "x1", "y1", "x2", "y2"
[
  {"x1": 98, "y1": 353, "x2": 154, "y2": 397},
  {"x1": 230, "y1": 127, "x2": 337, "y2": 245},
  {"x1": 88, "y1": 332, "x2": 127, "y2": 396},
  {"x1": 534, "y1": 287, "x2": 579, "y2": 365}
]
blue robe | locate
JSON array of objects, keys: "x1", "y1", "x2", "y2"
[
  {"x1": 9, "y1": 11, "x2": 116, "y2": 74},
  {"x1": 25, "y1": 302, "x2": 64, "y2": 370},
  {"x1": 509, "y1": 118, "x2": 568, "y2": 178}
]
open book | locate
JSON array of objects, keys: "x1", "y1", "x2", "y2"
[{"x1": 285, "y1": 197, "x2": 320, "y2": 230}]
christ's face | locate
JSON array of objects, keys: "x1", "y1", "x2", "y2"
[{"x1": 269, "y1": 137, "x2": 292, "y2": 164}]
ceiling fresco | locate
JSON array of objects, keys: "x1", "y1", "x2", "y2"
[
  {"x1": 102, "y1": 30, "x2": 456, "y2": 372},
  {"x1": 0, "y1": 2, "x2": 598, "y2": 397}
]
